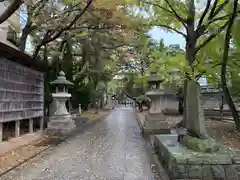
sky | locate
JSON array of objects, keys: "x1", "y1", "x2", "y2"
[{"x1": 148, "y1": 27, "x2": 186, "y2": 49}]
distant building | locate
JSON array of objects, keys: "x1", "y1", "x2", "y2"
[{"x1": 0, "y1": 2, "x2": 20, "y2": 49}]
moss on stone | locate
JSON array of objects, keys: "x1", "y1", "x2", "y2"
[{"x1": 182, "y1": 135, "x2": 220, "y2": 153}]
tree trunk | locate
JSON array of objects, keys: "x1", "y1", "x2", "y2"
[
  {"x1": 0, "y1": 0, "x2": 23, "y2": 24},
  {"x1": 219, "y1": 95, "x2": 224, "y2": 121},
  {"x1": 176, "y1": 79, "x2": 187, "y2": 128},
  {"x1": 19, "y1": 23, "x2": 32, "y2": 52},
  {"x1": 220, "y1": 0, "x2": 240, "y2": 130}
]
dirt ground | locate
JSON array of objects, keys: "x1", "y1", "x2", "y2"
[{"x1": 165, "y1": 115, "x2": 240, "y2": 151}]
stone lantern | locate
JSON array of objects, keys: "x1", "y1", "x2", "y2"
[
  {"x1": 143, "y1": 72, "x2": 170, "y2": 134},
  {"x1": 104, "y1": 89, "x2": 114, "y2": 110},
  {"x1": 47, "y1": 71, "x2": 76, "y2": 135}
]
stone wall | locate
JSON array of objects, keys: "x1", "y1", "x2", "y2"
[{"x1": 162, "y1": 92, "x2": 240, "y2": 115}]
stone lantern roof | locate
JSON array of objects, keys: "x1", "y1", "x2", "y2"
[
  {"x1": 50, "y1": 71, "x2": 73, "y2": 86},
  {"x1": 147, "y1": 72, "x2": 164, "y2": 85}
]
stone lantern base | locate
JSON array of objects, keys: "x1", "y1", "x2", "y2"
[
  {"x1": 143, "y1": 91, "x2": 170, "y2": 135},
  {"x1": 47, "y1": 114, "x2": 76, "y2": 135},
  {"x1": 143, "y1": 113, "x2": 170, "y2": 134},
  {"x1": 104, "y1": 104, "x2": 113, "y2": 110}
]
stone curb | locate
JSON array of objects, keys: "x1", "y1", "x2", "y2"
[{"x1": 0, "y1": 112, "x2": 108, "y2": 177}]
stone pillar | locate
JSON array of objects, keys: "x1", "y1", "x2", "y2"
[
  {"x1": 185, "y1": 80, "x2": 207, "y2": 138},
  {"x1": 79, "y1": 104, "x2": 81, "y2": 114},
  {"x1": 15, "y1": 120, "x2": 20, "y2": 137},
  {"x1": 104, "y1": 94, "x2": 112, "y2": 110},
  {"x1": 40, "y1": 117, "x2": 44, "y2": 131},
  {"x1": 0, "y1": 123, "x2": 2, "y2": 142},
  {"x1": 29, "y1": 119, "x2": 33, "y2": 133}
]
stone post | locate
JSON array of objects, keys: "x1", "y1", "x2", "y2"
[
  {"x1": 15, "y1": 120, "x2": 20, "y2": 137},
  {"x1": 40, "y1": 117, "x2": 44, "y2": 131},
  {"x1": 185, "y1": 80, "x2": 207, "y2": 138},
  {"x1": 29, "y1": 118, "x2": 33, "y2": 133},
  {"x1": 79, "y1": 104, "x2": 82, "y2": 114},
  {"x1": 181, "y1": 80, "x2": 219, "y2": 152},
  {"x1": 0, "y1": 122, "x2": 2, "y2": 142}
]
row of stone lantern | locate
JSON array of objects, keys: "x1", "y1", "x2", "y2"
[{"x1": 46, "y1": 70, "x2": 173, "y2": 135}]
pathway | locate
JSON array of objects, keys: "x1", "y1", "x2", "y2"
[{"x1": 1, "y1": 106, "x2": 167, "y2": 180}]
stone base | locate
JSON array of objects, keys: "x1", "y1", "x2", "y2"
[
  {"x1": 143, "y1": 113, "x2": 170, "y2": 135},
  {"x1": 154, "y1": 134, "x2": 240, "y2": 180},
  {"x1": 103, "y1": 105, "x2": 113, "y2": 110},
  {"x1": 47, "y1": 114, "x2": 76, "y2": 136}
]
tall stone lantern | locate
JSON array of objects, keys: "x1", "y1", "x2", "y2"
[
  {"x1": 143, "y1": 72, "x2": 170, "y2": 134},
  {"x1": 47, "y1": 71, "x2": 76, "y2": 135},
  {"x1": 104, "y1": 89, "x2": 113, "y2": 110}
]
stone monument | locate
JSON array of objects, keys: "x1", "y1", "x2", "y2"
[
  {"x1": 47, "y1": 71, "x2": 76, "y2": 135},
  {"x1": 143, "y1": 72, "x2": 170, "y2": 134}
]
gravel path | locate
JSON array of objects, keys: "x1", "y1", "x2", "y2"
[{"x1": 1, "y1": 106, "x2": 167, "y2": 180}]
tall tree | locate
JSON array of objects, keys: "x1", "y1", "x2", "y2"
[
  {"x1": 220, "y1": 0, "x2": 240, "y2": 129},
  {"x1": 140, "y1": 0, "x2": 237, "y2": 134}
]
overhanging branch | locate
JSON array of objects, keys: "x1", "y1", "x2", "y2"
[
  {"x1": 208, "y1": 0, "x2": 219, "y2": 19},
  {"x1": 33, "y1": 0, "x2": 93, "y2": 59},
  {"x1": 140, "y1": 0, "x2": 187, "y2": 28},
  {"x1": 195, "y1": 21, "x2": 229, "y2": 52},
  {"x1": 155, "y1": 23, "x2": 186, "y2": 37},
  {"x1": 211, "y1": 0, "x2": 230, "y2": 18},
  {"x1": 164, "y1": 0, "x2": 187, "y2": 27},
  {"x1": 197, "y1": 0, "x2": 211, "y2": 28}
]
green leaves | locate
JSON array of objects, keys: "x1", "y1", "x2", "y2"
[{"x1": 61, "y1": 0, "x2": 73, "y2": 5}]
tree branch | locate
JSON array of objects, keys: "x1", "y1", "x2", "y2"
[
  {"x1": 45, "y1": 0, "x2": 93, "y2": 44},
  {"x1": 208, "y1": 0, "x2": 219, "y2": 19},
  {"x1": 140, "y1": 0, "x2": 173, "y2": 14},
  {"x1": 195, "y1": 21, "x2": 229, "y2": 52},
  {"x1": 195, "y1": 62, "x2": 221, "y2": 80},
  {"x1": 154, "y1": 23, "x2": 187, "y2": 37},
  {"x1": 211, "y1": 0, "x2": 230, "y2": 18},
  {"x1": 196, "y1": 13, "x2": 229, "y2": 37},
  {"x1": 140, "y1": 0, "x2": 187, "y2": 28},
  {"x1": 0, "y1": 0, "x2": 23, "y2": 24},
  {"x1": 197, "y1": 0, "x2": 211, "y2": 28},
  {"x1": 33, "y1": 0, "x2": 93, "y2": 59},
  {"x1": 164, "y1": 0, "x2": 187, "y2": 27}
]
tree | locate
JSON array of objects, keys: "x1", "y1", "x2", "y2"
[
  {"x1": 36, "y1": 0, "x2": 145, "y2": 110},
  {"x1": 220, "y1": 0, "x2": 240, "y2": 129},
  {"x1": 140, "y1": 0, "x2": 237, "y2": 136}
]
